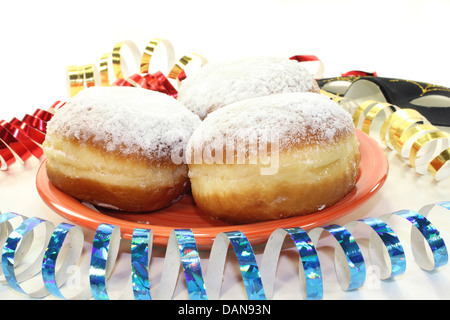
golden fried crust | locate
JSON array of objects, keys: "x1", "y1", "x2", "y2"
[
  {"x1": 46, "y1": 163, "x2": 189, "y2": 212},
  {"x1": 188, "y1": 134, "x2": 360, "y2": 224},
  {"x1": 43, "y1": 135, "x2": 190, "y2": 212}
]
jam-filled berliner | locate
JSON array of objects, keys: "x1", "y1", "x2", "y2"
[
  {"x1": 186, "y1": 92, "x2": 360, "y2": 224},
  {"x1": 43, "y1": 86, "x2": 201, "y2": 212},
  {"x1": 177, "y1": 56, "x2": 320, "y2": 120}
]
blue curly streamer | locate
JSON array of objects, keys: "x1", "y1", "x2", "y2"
[
  {"x1": 2, "y1": 217, "x2": 51, "y2": 296},
  {"x1": 131, "y1": 228, "x2": 152, "y2": 300},
  {"x1": 0, "y1": 201, "x2": 448, "y2": 300},
  {"x1": 42, "y1": 222, "x2": 82, "y2": 299},
  {"x1": 223, "y1": 231, "x2": 266, "y2": 300},
  {"x1": 324, "y1": 224, "x2": 366, "y2": 290},
  {"x1": 89, "y1": 223, "x2": 120, "y2": 300},
  {"x1": 283, "y1": 227, "x2": 323, "y2": 299},
  {"x1": 173, "y1": 229, "x2": 207, "y2": 300},
  {"x1": 357, "y1": 217, "x2": 406, "y2": 278},
  {"x1": 395, "y1": 209, "x2": 448, "y2": 269}
]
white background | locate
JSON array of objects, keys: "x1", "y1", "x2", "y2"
[
  {"x1": 0, "y1": 0, "x2": 449, "y2": 300},
  {"x1": 1, "y1": 0, "x2": 449, "y2": 121}
]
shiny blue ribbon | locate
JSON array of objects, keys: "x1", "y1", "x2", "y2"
[
  {"x1": 283, "y1": 227, "x2": 323, "y2": 299},
  {"x1": 395, "y1": 209, "x2": 448, "y2": 269},
  {"x1": 42, "y1": 222, "x2": 79, "y2": 299},
  {"x1": 435, "y1": 201, "x2": 450, "y2": 211},
  {"x1": 224, "y1": 231, "x2": 266, "y2": 300},
  {"x1": 0, "y1": 212, "x2": 25, "y2": 281},
  {"x1": 173, "y1": 229, "x2": 207, "y2": 300},
  {"x1": 2, "y1": 217, "x2": 52, "y2": 297},
  {"x1": 0, "y1": 200, "x2": 448, "y2": 300},
  {"x1": 89, "y1": 223, "x2": 120, "y2": 300},
  {"x1": 0, "y1": 211, "x2": 23, "y2": 229},
  {"x1": 131, "y1": 228, "x2": 152, "y2": 300},
  {"x1": 357, "y1": 217, "x2": 406, "y2": 278},
  {"x1": 320, "y1": 224, "x2": 366, "y2": 291}
]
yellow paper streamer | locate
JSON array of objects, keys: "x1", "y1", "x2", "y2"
[
  {"x1": 322, "y1": 89, "x2": 450, "y2": 181},
  {"x1": 64, "y1": 40, "x2": 449, "y2": 181},
  {"x1": 66, "y1": 38, "x2": 207, "y2": 97}
]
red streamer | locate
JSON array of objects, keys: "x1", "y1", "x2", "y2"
[
  {"x1": 289, "y1": 55, "x2": 320, "y2": 63},
  {"x1": 341, "y1": 70, "x2": 378, "y2": 77},
  {"x1": 0, "y1": 105, "x2": 60, "y2": 170},
  {"x1": 2, "y1": 55, "x2": 370, "y2": 171},
  {"x1": 113, "y1": 71, "x2": 178, "y2": 98},
  {"x1": 0, "y1": 68, "x2": 180, "y2": 170}
]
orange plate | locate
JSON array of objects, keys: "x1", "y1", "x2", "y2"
[{"x1": 36, "y1": 130, "x2": 388, "y2": 249}]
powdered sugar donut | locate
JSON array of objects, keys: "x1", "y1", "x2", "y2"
[
  {"x1": 177, "y1": 56, "x2": 320, "y2": 119},
  {"x1": 186, "y1": 92, "x2": 360, "y2": 224},
  {"x1": 43, "y1": 86, "x2": 201, "y2": 212}
]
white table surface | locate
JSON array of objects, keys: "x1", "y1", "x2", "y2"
[{"x1": 0, "y1": 0, "x2": 449, "y2": 300}]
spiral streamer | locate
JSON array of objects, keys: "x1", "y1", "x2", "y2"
[
  {"x1": 0, "y1": 201, "x2": 448, "y2": 300},
  {"x1": 66, "y1": 38, "x2": 208, "y2": 98},
  {"x1": 0, "y1": 103, "x2": 64, "y2": 171},
  {"x1": 0, "y1": 39, "x2": 207, "y2": 171},
  {"x1": 1, "y1": 38, "x2": 448, "y2": 299},
  {"x1": 2, "y1": 37, "x2": 448, "y2": 182},
  {"x1": 321, "y1": 91, "x2": 450, "y2": 181}
]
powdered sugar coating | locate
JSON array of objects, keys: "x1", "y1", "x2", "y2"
[
  {"x1": 187, "y1": 92, "x2": 355, "y2": 154},
  {"x1": 46, "y1": 86, "x2": 201, "y2": 161},
  {"x1": 177, "y1": 56, "x2": 319, "y2": 119}
]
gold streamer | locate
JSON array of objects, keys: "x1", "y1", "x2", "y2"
[
  {"x1": 321, "y1": 89, "x2": 450, "y2": 181},
  {"x1": 67, "y1": 38, "x2": 207, "y2": 96},
  {"x1": 65, "y1": 42, "x2": 448, "y2": 180},
  {"x1": 66, "y1": 64, "x2": 99, "y2": 97},
  {"x1": 139, "y1": 38, "x2": 175, "y2": 74}
]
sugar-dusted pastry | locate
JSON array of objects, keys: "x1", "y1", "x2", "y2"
[
  {"x1": 177, "y1": 56, "x2": 320, "y2": 119},
  {"x1": 43, "y1": 86, "x2": 201, "y2": 212},
  {"x1": 186, "y1": 92, "x2": 360, "y2": 224}
]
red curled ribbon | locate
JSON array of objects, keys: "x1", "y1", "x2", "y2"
[
  {"x1": 0, "y1": 53, "x2": 330, "y2": 170},
  {"x1": 341, "y1": 70, "x2": 378, "y2": 77},
  {"x1": 0, "y1": 103, "x2": 66, "y2": 170},
  {"x1": 114, "y1": 71, "x2": 178, "y2": 98},
  {"x1": 289, "y1": 55, "x2": 320, "y2": 63},
  {"x1": 0, "y1": 48, "x2": 374, "y2": 172},
  {"x1": 289, "y1": 55, "x2": 325, "y2": 79},
  {"x1": 0, "y1": 60, "x2": 183, "y2": 170}
]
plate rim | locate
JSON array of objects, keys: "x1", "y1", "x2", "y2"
[{"x1": 36, "y1": 129, "x2": 388, "y2": 249}]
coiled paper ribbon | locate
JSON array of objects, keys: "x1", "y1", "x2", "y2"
[
  {"x1": 0, "y1": 201, "x2": 448, "y2": 300},
  {"x1": 1, "y1": 38, "x2": 448, "y2": 299},
  {"x1": 0, "y1": 104, "x2": 60, "y2": 170},
  {"x1": 0, "y1": 38, "x2": 207, "y2": 171},
  {"x1": 321, "y1": 90, "x2": 450, "y2": 181},
  {"x1": 66, "y1": 38, "x2": 207, "y2": 98},
  {"x1": 1, "y1": 38, "x2": 448, "y2": 181}
]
